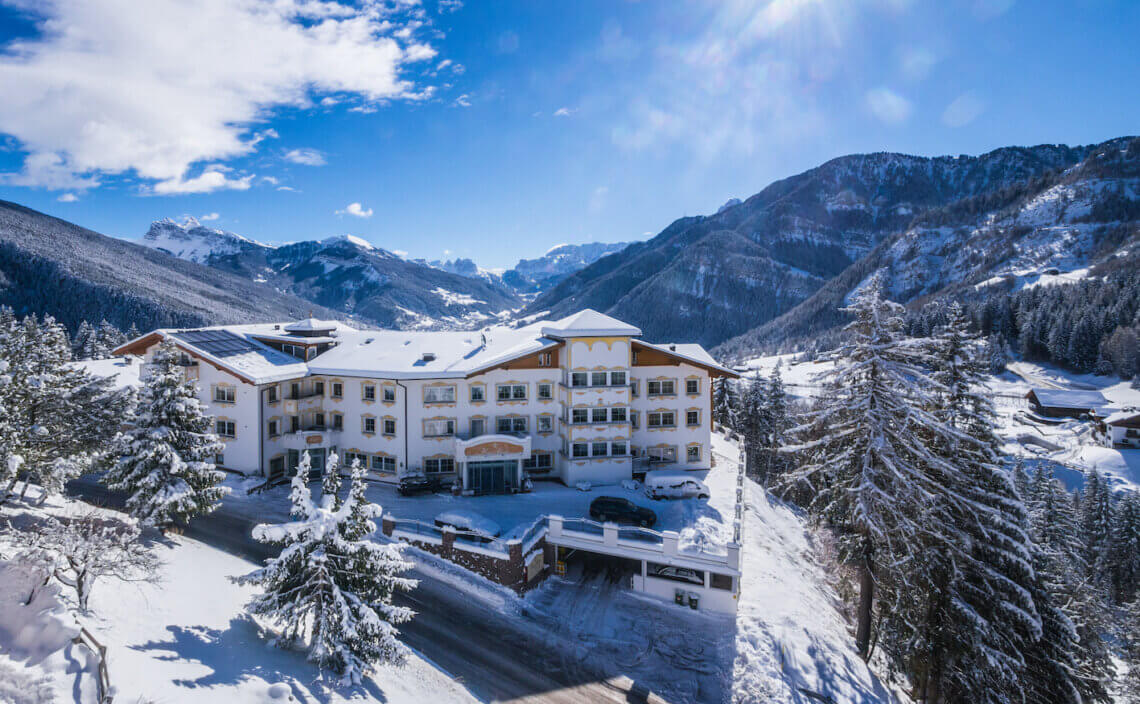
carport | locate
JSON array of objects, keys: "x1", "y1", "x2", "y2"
[{"x1": 553, "y1": 544, "x2": 641, "y2": 585}]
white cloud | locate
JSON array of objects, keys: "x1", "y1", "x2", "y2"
[
  {"x1": 454, "y1": 93, "x2": 472, "y2": 108},
  {"x1": 56, "y1": 192, "x2": 78, "y2": 202},
  {"x1": 899, "y1": 46, "x2": 938, "y2": 81},
  {"x1": 0, "y1": 0, "x2": 436, "y2": 192},
  {"x1": 864, "y1": 87, "x2": 912, "y2": 125},
  {"x1": 553, "y1": 107, "x2": 575, "y2": 117},
  {"x1": 337, "y1": 202, "x2": 373, "y2": 218},
  {"x1": 277, "y1": 185, "x2": 298, "y2": 192},
  {"x1": 942, "y1": 92, "x2": 986, "y2": 127},
  {"x1": 199, "y1": 212, "x2": 220, "y2": 221},
  {"x1": 283, "y1": 148, "x2": 327, "y2": 166}
]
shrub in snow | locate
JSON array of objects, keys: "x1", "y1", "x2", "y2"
[
  {"x1": 575, "y1": 481, "x2": 591, "y2": 492},
  {"x1": 235, "y1": 456, "x2": 416, "y2": 684},
  {"x1": 103, "y1": 339, "x2": 229, "y2": 530},
  {"x1": 621, "y1": 479, "x2": 640, "y2": 491},
  {"x1": 18, "y1": 508, "x2": 161, "y2": 612}
]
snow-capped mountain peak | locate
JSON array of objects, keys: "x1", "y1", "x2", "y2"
[{"x1": 141, "y1": 217, "x2": 271, "y2": 263}]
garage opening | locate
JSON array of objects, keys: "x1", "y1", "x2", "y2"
[{"x1": 554, "y1": 545, "x2": 641, "y2": 586}]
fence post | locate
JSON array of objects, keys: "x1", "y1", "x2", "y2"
[
  {"x1": 547, "y1": 514, "x2": 563, "y2": 539},
  {"x1": 662, "y1": 530, "x2": 679, "y2": 556},
  {"x1": 603, "y1": 522, "x2": 618, "y2": 547}
]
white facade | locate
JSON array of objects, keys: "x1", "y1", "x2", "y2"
[{"x1": 116, "y1": 310, "x2": 737, "y2": 493}]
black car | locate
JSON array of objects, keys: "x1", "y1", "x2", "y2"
[
  {"x1": 589, "y1": 496, "x2": 657, "y2": 527},
  {"x1": 397, "y1": 474, "x2": 443, "y2": 496}
]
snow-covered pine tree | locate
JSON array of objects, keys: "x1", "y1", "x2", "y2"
[
  {"x1": 0, "y1": 313, "x2": 131, "y2": 504},
  {"x1": 712, "y1": 376, "x2": 736, "y2": 431},
  {"x1": 1118, "y1": 599, "x2": 1140, "y2": 704},
  {"x1": 103, "y1": 339, "x2": 228, "y2": 529},
  {"x1": 782, "y1": 276, "x2": 970, "y2": 661},
  {"x1": 737, "y1": 375, "x2": 767, "y2": 480},
  {"x1": 236, "y1": 456, "x2": 416, "y2": 684},
  {"x1": 94, "y1": 320, "x2": 126, "y2": 359},
  {"x1": 72, "y1": 321, "x2": 95, "y2": 360},
  {"x1": 1080, "y1": 469, "x2": 1115, "y2": 588},
  {"x1": 1022, "y1": 543, "x2": 1086, "y2": 704},
  {"x1": 1110, "y1": 493, "x2": 1140, "y2": 604},
  {"x1": 321, "y1": 451, "x2": 343, "y2": 511}
]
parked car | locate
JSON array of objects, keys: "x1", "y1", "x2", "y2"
[
  {"x1": 434, "y1": 510, "x2": 502, "y2": 542},
  {"x1": 644, "y1": 472, "x2": 710, "y2": 500},
  {"x1": 397, "y1": 473, "x2": 443, "y2": 496},
  {"x1": 589, "y1": 496, "x2": 657, "y2": 527}
]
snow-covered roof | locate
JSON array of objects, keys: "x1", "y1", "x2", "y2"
[
  {"x1": 1028, "y1": 388, "x2": 1109, "y2": 410},
  {"x1": 307, "y1": 321, "x2": 559, "y2": 379},
  {"x1": 69, "y1": 356, "x2": 144, "y2": 390},
  {"x1": 283, "y1": 317, "x2": 337, "y2": 333},
  {"x1": 540, "y1": 309, "x2": 641, "y2": 338},
  {"x1": 1104, "y1": 410, "x2": 1140, "y2": 426},
  {"x1": 635, "y1": 340, "x2": 738, "y2": 377}
]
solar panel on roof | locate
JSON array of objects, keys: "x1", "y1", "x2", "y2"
[{"x1": 171, "y1": 329, "x2": 261, "y2": 358}]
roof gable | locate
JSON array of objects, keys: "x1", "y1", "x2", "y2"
[{"x1": 540, "y1": 309, "x2": 641, "y2": 338}]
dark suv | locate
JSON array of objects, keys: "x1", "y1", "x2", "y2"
[
  {"x1": 589, "y1": 496, "x2": 657, "y2": 527},
  {"x1": 397, "y1": 474, "x2": 443, "y2": 496}
]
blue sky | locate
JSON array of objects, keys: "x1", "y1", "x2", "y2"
[{"x1": 0, "y1": 0, "x2": 1137, "y2": 268}]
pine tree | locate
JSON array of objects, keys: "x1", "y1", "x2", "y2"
[
  {"x1": 1118, "y1": 599, "x2": 1140, "y2": 704},
  {"x1": 236, "y1": 454, "x2": 417, "y2": 684},
  {"x1": 321, "y1": 451, "x2": 343, "y2": 511},
  {"x1": 1080, "y1": 469, "x2": 1115, "y2": 588},
  {"x1": 712, "y1": 377, "x2": 736, "y2": 430},
  {"x1": 1110, "y1": 493, "x2": 1140, "y2": 603},
  {"x1": 103, "y1": 339, "x2": 228, "y2": 529},
  {"x1": 783, "y1": 277, "x2": 970, "y2": 661},
  {"x1": 72, "y1": 321, "x2": 95, "y2": 360}
]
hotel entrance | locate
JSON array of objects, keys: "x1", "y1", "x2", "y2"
[{"x1": 466, "y1": 459, "x2": 519, "y2": 495}]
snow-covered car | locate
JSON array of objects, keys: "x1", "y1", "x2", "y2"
[
  {"x1": 644, "y1": 472, "x2": 710, "y2": 500},
  {"x1": 649, "y1": 565, "x2": 705, "y2": 585},
  {"x1": 434, "y1": 510, "x2": 502, "y2": 542}
]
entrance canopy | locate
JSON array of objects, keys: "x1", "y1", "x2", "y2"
[{"x1": 455, "y1": 434, "x2": 532, "y2": 496}]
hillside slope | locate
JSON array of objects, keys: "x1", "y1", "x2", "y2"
[
  {"x1": 716, "y1": 136, "x2": 1140, "y2": 359},
  {"x1": 527, "y1": 142, "x2": 1101, "y2": 348},
  {"x1": 0, "y1": 200, "x2": 340, "y2": 332}
]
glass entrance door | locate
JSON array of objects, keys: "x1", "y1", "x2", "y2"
[{"x1": 467, "y1": 460, "x2": 517, "y2": 495}]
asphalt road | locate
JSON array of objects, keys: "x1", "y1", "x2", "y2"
[{"x1": 66, "y1": 476, "x2": 668, "y2": 704}]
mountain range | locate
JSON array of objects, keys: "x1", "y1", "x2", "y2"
[{"x1": 526, "y1": 137, "x2": 1139, "y2": 357}]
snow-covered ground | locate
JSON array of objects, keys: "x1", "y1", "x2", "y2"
[{"x1": 0, "y1": 490, "x2": 478, "y2": 704}]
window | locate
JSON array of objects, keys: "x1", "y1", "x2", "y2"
[
  {"x1": 571, "y1": 408, "x2": 589, "y2": 424},
  {"x1": 571, "y1": 372, "x2": 588, "y2": 387},
  {"x1": 496, "y1": 416, "x2": 527, "y2": 433},
  {"x1": 214, "y1": 386, "x2": 235, "y2": 403},
  {"x1": 648, "y1": 446, "x2": 677, "y2": 463},
  {"x1": 537, "y1": 415, "x2": 553, "y2": 433},
  {"x1": 425, "y1": 458, "x2": 455, "y2": 474},
  {"x1": 592, "y1": 407, "x2": 608, "y2": 424},
  {"x1": 424, "y1": 385, "x2": 457, "y2": 404},
  {"x1": 268, "y1": 420, "x2": 279, "y2": 437},
  {"x1": 538, "y1": 352, "x2": 552, "y2": 367},
  {"x1": 363, "y1": 417, "x2": 376, "y2": 434},
  {"x1": 710, "y1": 573, "x2": 733, "y2": 591},
  {"x1": 371, "y1": 455, "x2": 396, "y2": 473},
  {"x1": 215, "y1": 454, "x2": 225, "y2": 466},
  {"x1": 314, "y1": 381, "x2": 325, "y2": 396},
  {"x1": 290, "y1": 382, "x2": 301, "y2": 399},
  {"x1": 383, "y1": 386, "x2": 396, "y2": 402},
  {"x1": 687, "y1": 445, "x2": 701, "y2": 462},
  {"x1": 290, "y1": 415, "x2": 300, "y2": 433},
  {"x1": 383, "y1": 418, "x2": 396, "y2": 436},
  {"x1": 313, "y1": 412, "x2": 325, "y2": 429},
  {"x1": 572, "y1": 443, "x2": 589, "y2": 458},
  {"x1": 630, "y1": 380, "x2": 639, "y2": 397},
  {"x1": 610, "y1": 371, "x2": 627, "y2": 387},
  {"x1": 611, "y1": 441, "x2": 627, "y2": 456},
  {"x1": 647, "y1": 562, "x2": 704, "y2": 586},
  {"x1": 632, "y1": 350, "x2": 640, "y2": 365},
  {"x1": 363, "y1": 384, "x2": 376, "y2": 401},
  {"x1": 424, "y1": 418, "x2": 456, "y2": 437},
  {"x1": 269, "y1": 456, "x2": 285, "y2": 478},
  {"x1": 537, "y1": 383, "x2": 553, "y2": 400},
  {"x1": 497, "y1": 383, "x2": 527, "y2": 401},
  {"x1": 591, "y1": 371, "x2": 608, "y2": 387},
  {"x1": 266, "y1": 386, "x2": 278, "y2": 403},
  {"x1": 631, "y1": 411, "x2": 639, "y2": 430},
  {"x1": 332, "y1": 414, "x2": 343, "y2": 431},
  {"x1": 470, "y1": 385, "x2": 485, "y2": 402},
  {"x1": 648, "y1": 411, "x2": 676, "y2": 428},
  {"x1": 592, "y1": 442, "x2": 608, "y2": 457},
  {"x1": 686, "y1": 378, "x2": 700, "y2": 395},
  {"x1": 687, "y1": 410, "x2": 700, "y2": 426},
  {"x1": 648, "y1": 380, "x2": 675, "y2": 396},
  {"x1": 331, "y1": 382, "x2": 343, "y2": 398},
  {"x1": 344, "y1": 451, "x2": 366, "y2": 468},
  {"x1": 470, "y1": 418, "x2": 486, "y2": 437},
  {"x1": 523, "y1": 452, "x2": 553, "y2": 470},
  {"x1": 610, "y1": 407, "x2": 627, "y2": 423},
  {"x1": 215, "y1": 420, "x2": 235, "y2": 437}
]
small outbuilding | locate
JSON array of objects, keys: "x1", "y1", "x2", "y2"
[
  {"x1": 1101, "y1": 411, "x2": 1140, "y2": 449},
  {"x1": 1025, "y1": 388, "x2": 1109, "y2": 419}
]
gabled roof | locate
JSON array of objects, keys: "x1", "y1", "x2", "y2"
[
  {"x1": 1105, "y1": 410, "x2": 1140, "y2": 426},
  {"x1": 540, "y1": 309, "x2": 641, "y2": 338},
  {"x1": 633, "y1": 339, "x2": 739, "y2": 378},
  {"x1": 283, "y1": 317, "x2": 337, "y2": 333},
  {"x1": 1027, "y1": 388, "x2": 1109, "y2": 410}
]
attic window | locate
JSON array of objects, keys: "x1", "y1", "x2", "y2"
[{"x1": 422, "y1": 352, "x2": 437, "y2": 362}]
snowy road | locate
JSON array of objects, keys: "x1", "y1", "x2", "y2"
[{"x1": 65, "y1": 475, "x2": 670, "y2": 704}]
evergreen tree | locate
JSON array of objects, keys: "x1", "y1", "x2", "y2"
[
  {"x1": 1118, "y1": 599, "x2": 1140, "y2": 704},
  {"x1": 321, "y1": 451, "x2": 343, "y2": 511},
  {"x1": 236, "y1": 454, "x2": 416, "y2": 684},
  {"x1": 72, "y1": 321, "x2": 95, "y2": 360},
  {"x1": 1080, "y1": 469, "x2": 1115, "y2": 588},
  {"x1": 103, "y1": 339, "x2": 228, "y2": 529},
  {"x1": 712, "y1": 377, "x2": 736, "y2": 430},
  {"x1": 1109, "y1": 493, "x2": 1140, "y2": 604},
  {"x1": 783, "y1": 277, "x2": 969, "y2": 661}
]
